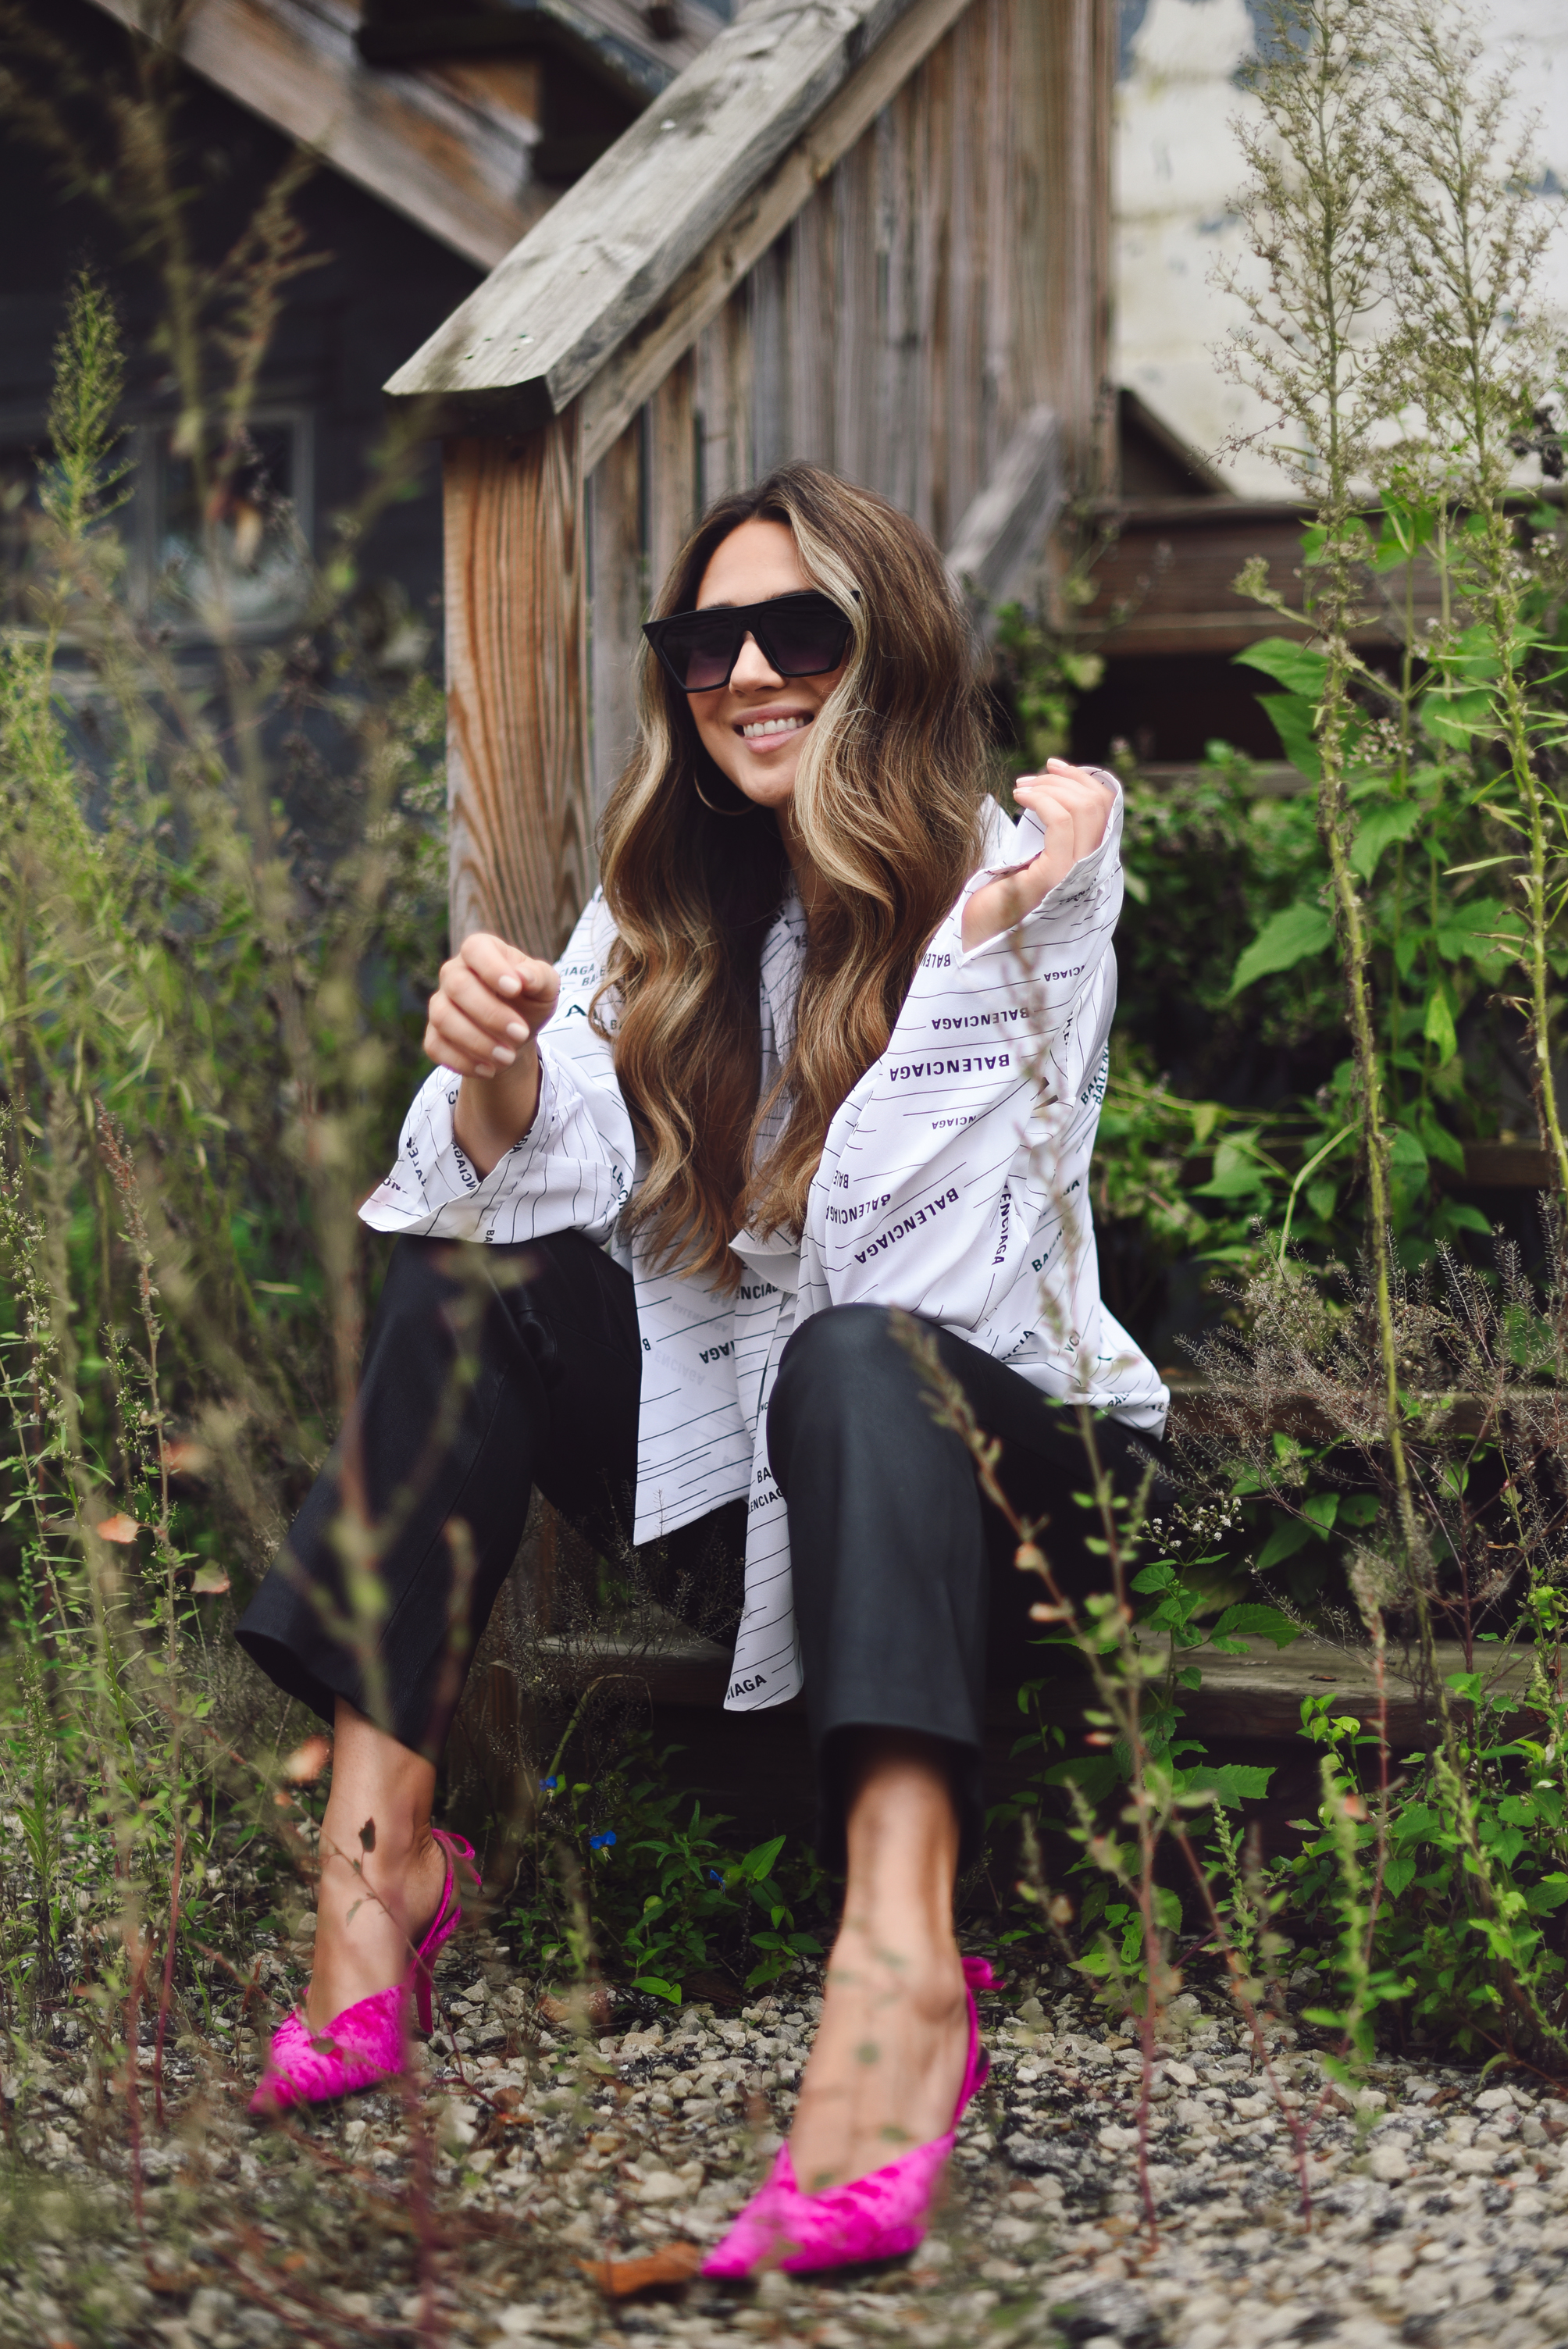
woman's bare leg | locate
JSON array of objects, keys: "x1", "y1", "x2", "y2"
[
  {"x1": 304, "y1": 1698, "x2": 451, "y2": 2029},
  {"x1": 786, "y1": 1730, "x2": 969, "y2": 2194}
]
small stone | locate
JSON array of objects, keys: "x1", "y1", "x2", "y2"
[
  {"x1": 634, "y1": 2169, "x2": 689, "y2": 2203},
  {"x1": 1370, "y1": 2142, "x2": 1409, "y2": 2183}
]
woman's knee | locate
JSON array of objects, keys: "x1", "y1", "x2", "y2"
[
  {"x1": 777, "y1": 1303, "x2": 904, "y2": 1395},
  {"x1": 769, "y1": 1305, "x2": 925, "y2": 1458}
]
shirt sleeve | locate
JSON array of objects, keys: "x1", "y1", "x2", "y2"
[
  {"x1": 358, "y1": 890, "x2": 637, "y2": 1247},
  {"x1": 801, "y1": 777, "x2": 1126, "y2": 1328}
]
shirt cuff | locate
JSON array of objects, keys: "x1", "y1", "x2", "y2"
[
  {"x1": 956, "y1": 776, "x2": 1122, "y2": 971},
  {"x1": 360, "y1": 1056, "x2": 561, "y2": 1232}
]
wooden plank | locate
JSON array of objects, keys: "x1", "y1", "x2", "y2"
[
  {"x1": 1080, "y1": 500, "x2": 1447, "y2": 657},
  {"x1": 981, "y1": 0, "x2": 1016, "y2": 478},
  {"x1": 386, "y1": 0, "x2": 978, "y2": 442},
  {"x1": 576, "y1": 0, "x2": 976, "y2": 468},
  {"x1": 748, "y1": 239, "x2": 791, "y2": 481},
  {"x1": 444, "y1": 417, "x2": 594, "y2": 953},
  {"x1": 644, "y1": 353, "x2": 699, "y2": 604},
  {"x1": 692, "y1": 287, "x2": 754, "y2": 502},
  {"x1": 945, "y1": 403, "x2": 1064, "y2": 606},
  {"x1": 87, "y1": 0, "x2": 543, "y2": 268},
  {"x1": 831, "y1": 126, "x2": 878, "y2": 488},
  {"x1": 876, "y1": 88, "x2": 918, "y2": 515},
  {"x1": 1459, "y1": 1142, "x2": 1556, "y2": 1189},
  {"x1": 944, "y1": 0, "x2": 984, "y2": 532},
  {"x1": 587, "y1": 415, "x2": 645, "y2": 813},
  {"x1": 918, "y1": 14, "x2": 953, "y2": 546},
  {"x1": 1009, "y1": 0, "x2": 1051, "y2": 428},
  {"x1": 788, "y1": 179, "x2": 837, "y2": 469},
  {"x1": 535, "y1": 1628, "x2": 1541, "y2": 1748}
]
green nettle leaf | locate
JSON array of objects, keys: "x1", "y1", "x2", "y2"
[
  {"x1": 1349, "y1": 799, "x2": 1423, "y2": 879},
  {"x1": 1434, "y1": 896, "x2": 1524, "y2": 971},
  {"x1": 1229, "y1": 901, "x2": 1335, "y2": 995},
  {"x1": 630, "y1": 1975, "x2": 682, "y2": 2005},
  {"x1": 1423, "y1": 988, "x2": 1459, "y2": 1064},
  {"x1": 1390, "y1": 1128, "x2": 1429, "y2": 1190},
  {"x1": 1186, "y1": 1762, "x2": 1276, "y2": 1807},
  {"x1": 1256, "y1": 1516, "x2": 1314, "y2": 1570},
  {"x1": 1193, "y1": 1137, "x2": 1271, "y2": 1199},
  {"x1": 1255, "y1": 692, "x2": 1323, "y2": 782},
  {"x1": 1209, "y1": 1602, "x2": 1302, "y2": 1650},
  {"x1": 1235, "y1": 637, "x2": 1330, "y2": 698},
  {"x1": 1423, "y1": 687, "x2": 1495, "y2": 745}
]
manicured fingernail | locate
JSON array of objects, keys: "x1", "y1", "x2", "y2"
[
  {"x1": 496, "y1": 972, "x2": 521, "y2": 995},
  {"x1": 476, "y1": 1063, "x2": 494, "y2": 1078},
  {"x1": 491, "y1": 1044, "x2": 516, "y2": 1065},
  {"x1": 505, "y1": 1021, "x2": 529, "y2": 1042}
]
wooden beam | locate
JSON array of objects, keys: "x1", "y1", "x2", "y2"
[
  {"x1": 86, "y1": 0, "x2": 543, "y2": 267},
  {"x1": 944, "y1": 404, "x2": 1064, "y2": 608},
  {"x1": 384, "y1": 0, "x2": 975, "y2": 437},
  {"x1": 533, "y1": 1628, "x2": 1538, "y2": 1748},
  {"x1": 578, "y1": 0, "x2": 975, "y2": 469},
  {"x1": 444, "y1": 417, "x2": 594, "y2": 952}
]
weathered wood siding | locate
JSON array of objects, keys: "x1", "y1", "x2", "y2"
[
  {"x1": 445, "y1": 419, "x2": 594, "y2": 954},
  {"x1": 584, "y1": 0, "x2": 1112, "y2": 812}
]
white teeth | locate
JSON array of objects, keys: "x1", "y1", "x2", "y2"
[{"x1": 740, "y1": 715, "x2": 808, "y2": 740}]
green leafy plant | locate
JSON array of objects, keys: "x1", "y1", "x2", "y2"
[{"x1": 515, "y1": 1734, "x2": 827, "y2": 2005}]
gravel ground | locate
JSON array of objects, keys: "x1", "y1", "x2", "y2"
[{"x1": 4, "y1": 1921, "x2": 1567, "y2": 2349}]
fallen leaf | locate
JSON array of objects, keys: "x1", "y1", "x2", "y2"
[
  {"x1": 94, "y1": 1513, "x2": 141, "y2": 1544},
  {"x1": 578, "y1": 2242, "x2": 703, "y2": 2298},
  {"x1": 191, "y1": 1565, "x2": 231, "y2": 1595},
  {"x1": 282, "y1": 1733, "x2": 332, "y2": 1781},
  {"x1": 539, "y1": 1985, "x2": 614, "y2": 2031}
]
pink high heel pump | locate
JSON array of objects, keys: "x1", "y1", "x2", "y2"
[
  {"x1": 702, "y1": 1954, "x2": 995, "y2": 2279},
  {"x1": 250, "y1": 1827, "x2": 478, "y2": 2114}
]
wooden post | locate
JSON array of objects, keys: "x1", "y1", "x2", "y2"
[{"x1": 442, "y1": 409, "x2": 594, "y2": 956}]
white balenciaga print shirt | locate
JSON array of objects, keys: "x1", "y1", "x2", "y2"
[{"x1": 362, "y1": 782, "x2": 1169, "y2": 1712}]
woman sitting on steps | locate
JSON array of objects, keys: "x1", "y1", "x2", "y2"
[{"x1": 235, "y1": 459, "x2": 1169, "y2": 2276}]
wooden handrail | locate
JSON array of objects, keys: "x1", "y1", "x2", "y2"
[{"x1": 383, "y1": 0, "x2": 969, "y2": 436}]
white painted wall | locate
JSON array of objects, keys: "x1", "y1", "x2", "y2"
[{"x1": 1114, "y1": 0, "x2": 1568, "y2": 495}]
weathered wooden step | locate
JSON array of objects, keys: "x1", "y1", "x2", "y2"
[{"x1": 527, "y1": 1629, "x2": 1541, "y2": 1748}]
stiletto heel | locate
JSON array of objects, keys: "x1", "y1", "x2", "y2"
[
  {"x1": 250, "y1": 1828, "x2": 479, "y2": 2115},
  {"x1": 702, "y1": 1955, "x2": 996, "y2": 2279}
]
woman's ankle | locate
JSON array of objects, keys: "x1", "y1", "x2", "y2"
[
  {"x1": 305, "y1": 1824, "x2": 446, "y2": 2026},
  {"x1": 825, "y1": 1912, "x2": 964, "y2": 2003}
]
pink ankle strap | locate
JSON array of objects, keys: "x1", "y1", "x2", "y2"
[{"x1": 961, "y1": 1955, "x2": 997, "y2": 1993}]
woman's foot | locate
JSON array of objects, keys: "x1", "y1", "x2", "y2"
[
  {"x1": 787, "y1": 1916, "x2": 969, "y2": 2193},
  {"x1": 305, "y1": 1822, "x2": 450, "y2": 2029},
  {"x1": 299, "y1": 1698, "x2": 446, "y2": 2030}
]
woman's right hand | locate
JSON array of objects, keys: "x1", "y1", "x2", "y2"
[{"x1": 424, "y1": 932, "x2": 561, "y2": 1173}]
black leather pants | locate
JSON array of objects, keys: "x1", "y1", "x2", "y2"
[{"x1": 237, "y1": 1235, "x2": 1164, "y2": 1866}]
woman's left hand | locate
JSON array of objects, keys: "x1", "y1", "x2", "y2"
[{"x1": 960, "y1": 759, "x2": 1116, "y2": 952}]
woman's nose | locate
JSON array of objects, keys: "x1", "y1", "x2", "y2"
[{"x1": 729, "y1": 632, "x2": 783, "y2": 691}]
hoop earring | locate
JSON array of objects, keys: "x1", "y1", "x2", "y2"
[{"x1": 693, "y1": 771, "x2": 749, "y2": 818}]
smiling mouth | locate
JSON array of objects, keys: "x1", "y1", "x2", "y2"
[{"x1": 739, "y1": 715, "x2": 811, "y2": 741}]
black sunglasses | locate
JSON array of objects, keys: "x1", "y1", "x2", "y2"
[{"x1": 642, "y1": 590, "x2": 856, "y2": 694}]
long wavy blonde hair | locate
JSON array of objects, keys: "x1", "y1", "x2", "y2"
[{"x1": 595, "y1": 462, "x2": 987, "y2": 1291}]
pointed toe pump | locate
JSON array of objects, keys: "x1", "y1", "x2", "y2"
[
  {"x1": 250, "y1": 1827, "x2": 478, "y2": 2116},
  {"x1": 702, "y1": 1954, "x2": 995, "y2": 2279}
]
